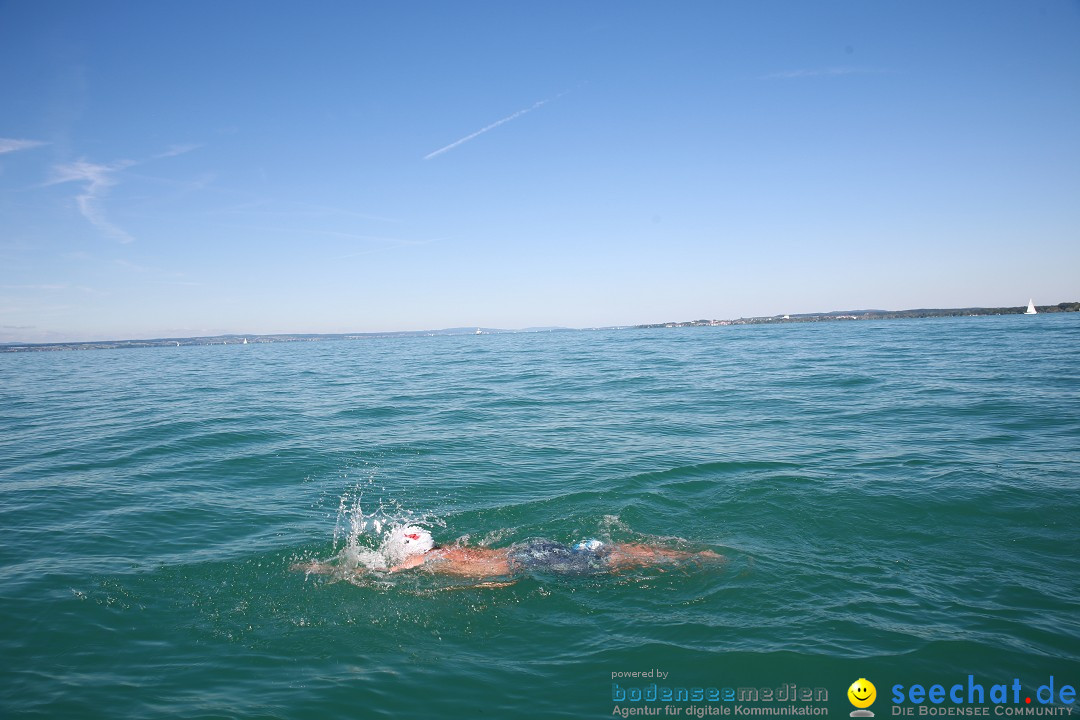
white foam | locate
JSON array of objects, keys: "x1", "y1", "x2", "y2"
[{"x1": 330, "y1": 481, "x2": 442, "y2": 571}]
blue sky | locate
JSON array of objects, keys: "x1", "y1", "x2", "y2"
[{"x1": 2, "y1": 1, "x2": 1078, "y2": 342}]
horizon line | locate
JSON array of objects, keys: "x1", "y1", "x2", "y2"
[{"x1": 3, "y1": 301, "x2": 1075, "y2": 350}]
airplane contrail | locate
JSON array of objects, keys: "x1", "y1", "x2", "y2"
[{"x1": 423, "y1": 93, "x2": 565, "y2": 160}]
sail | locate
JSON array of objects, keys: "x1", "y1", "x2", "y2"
[{"x1": 1025, "y1": 299, "x2": 1037, "y2": 315}]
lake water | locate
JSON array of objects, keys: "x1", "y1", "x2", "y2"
[{"x1": 2, "y1": 314, "x2": 1078, "y2": 718}]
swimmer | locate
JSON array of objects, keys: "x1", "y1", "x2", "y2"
[{"x1": 293, "y1": 525, "x2": 723, "y2": 579}]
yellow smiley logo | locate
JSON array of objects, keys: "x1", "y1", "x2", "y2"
[{"x1": 848, "y1": 678, "x2": 877, "y2": 709}]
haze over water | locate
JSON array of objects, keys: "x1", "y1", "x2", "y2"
[{"x1": 1, "y1": 314, "x2": 1078, "y2": 718}]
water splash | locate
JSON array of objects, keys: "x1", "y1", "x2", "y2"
[{"x1": 329, "y1": 480, "x2": 443, "y2": 571}]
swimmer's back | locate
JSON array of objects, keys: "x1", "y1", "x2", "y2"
[{"x1": 507, "y1": 539, "x2": 610, "y2": 575}]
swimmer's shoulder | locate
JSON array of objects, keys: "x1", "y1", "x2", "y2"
[
  {"x1": 389, "y1": 546, "x2": 463, "y2": 572},
  {"x1": 430, "y1": 546, "x2": 471, "y2": 562}
]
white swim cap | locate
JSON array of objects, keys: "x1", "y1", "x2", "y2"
[{"x1": 385, "y1": 525, "x2": 434, "y2": 562}]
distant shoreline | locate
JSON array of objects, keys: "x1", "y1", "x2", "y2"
[
  {"x1": 634, "y1": 301, "x2": 1080, "y2": 330},
  {"x1": 2, "y1": 302, "x2": 1077, "y2": 354}
]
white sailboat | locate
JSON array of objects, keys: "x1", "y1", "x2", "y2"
[{"x1": 1025, "y1": 299, "x2": 1037, "y2": 315}]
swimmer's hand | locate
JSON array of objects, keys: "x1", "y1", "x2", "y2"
[{"x1": 290, "y1": 560, "x2": 376, "y2": 577}]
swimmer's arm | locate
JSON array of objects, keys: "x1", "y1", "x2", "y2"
[
  {"x1": 387, "y1": 554, "x2": 429, "y2": 573},
  {"x1": 292, "y1": 553, "x2": 434, "y2": 576},
  {"x1": 290, "y1": 560, "x2": 338, "y2": 575},
  {"x1": 390, "y1": 548, "x2": 512, "y2": 578},
  {"x1": 290, "y1": 560, "x2": 378, "y2": 576}
]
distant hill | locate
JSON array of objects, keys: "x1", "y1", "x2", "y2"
[
  {"x1": 0, "y1": 325, "x2": 574, "y2": 353},
  {"x1": 636, "y1": 302, "x2": 1080, "y2": 329},
  {"x1": 2, "y1": 305, "x2": 1075, "y2": 353}
]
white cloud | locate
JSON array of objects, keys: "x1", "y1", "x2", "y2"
[
  {"x1": 424, "y1": 92, "x2": 567, "y2": 160},
  {"x1": 153, "y1": 143, "x2": 202, "y2": 159},
  {"x1": 47, "y1": 144, "x2": 199, "y2": 244},
  {"x1": 763, "y1": 67, "x2": 890, "y2": 80},
  {"x1": 49, "y1": 159, "x2": 136, "y2": 243},
  {"x1": 0, "y1": 138, "x2": 48, "y2": 155},
  {"x1": 0, "y1": 283, "x2": 108, "y2": 298},
  {"x1": 113, "y1": 258, "x2": 151, "y2": 272},
  {"x1": 1, "y1": 283, "x2": 68, "y2": 291}
]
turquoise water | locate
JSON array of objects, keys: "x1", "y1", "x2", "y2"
[{"x1": 2, "y1": 315, "x2": 1078, "y2": 719}]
